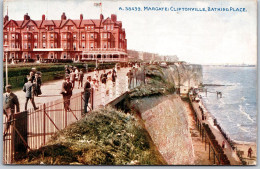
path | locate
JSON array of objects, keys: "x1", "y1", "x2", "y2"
[
  {"x1": 15, "y1": 68, "x2": 130, "y2": 112},
  {"x1": 190, "y1": 97, "x2": 242, "y2": 165}
]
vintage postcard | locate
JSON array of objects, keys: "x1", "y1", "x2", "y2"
[{"x1": 2, "y1": 0, "x2": 257, "y2": 166}]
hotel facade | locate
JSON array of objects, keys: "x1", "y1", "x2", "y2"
[{"x1": 3, "y1": 13, "x2": 128, "y2": 62}]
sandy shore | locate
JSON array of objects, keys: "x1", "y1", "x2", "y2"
[{"x1": 234, "y1": 143, "x2": 257, "y2": 165}]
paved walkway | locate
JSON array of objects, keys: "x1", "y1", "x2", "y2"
[
  {"x1": 14, "y1": 68, "x2": 130, "y2": 112},
  {"x1": 190, "y1": 96, "x2": 242, "y2": 165}
]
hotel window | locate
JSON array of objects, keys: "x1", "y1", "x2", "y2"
[
  {"x1": 85, "y1": 27, "x2": 87, "y2": 30},
  {"x1": 55, "y1": 53, "x2": 57, "y2": 58},
  {"x1": 28, "y1": 53, "x2": 31, "y2": 58},
  {"x1": 34, "y1": 43, "x2": 37, "y2": 48},
  {"x1": 68, "y1": 34, "x2": 70, "y2": 38},
  {"x1": 95, "y1": 34, "x2": 97, "y2": 39},
  {"x1": 24, "y1": 35, "x2": 27, "y2": 39},
  {"x1": 51, "y1": 43, "x2": 54, "y2": 48},
  {"x1": 63, "y1": 34, "x2": 66, "y2": 39},
  {"x1": 73, "y1": 34, "x2": 76, "y2": 39},
  {"x1": 91, "y1": 26, "x2": 94, "y2": 30},
  {"x1": 103, "y1": 33, "x2": 107, "y2": 38},
  {"x1": 55, "y1": 34, "x2": 57, "y2": 38},
  {"x1": 11, "y1": 43, "x2": 15, "y2": 48},
  {"x1": 55, "y1": 43, "x2": 57, "y2": 48},
  {"x1": 82, "y1": 42, "x2": 85, "y2": 48},
  {"x1": 108, "y1": 26, "x2": 110, "y2": 30},
  {"x1": 28, "y1": 43, "x2": 31, "y2": 49},
  {"x1": 43, "y1": 42, "x2": 46, "y2": 48},
  {"x1": 16, "y1": 42, "x2": 18, "y2": 48},
  {"x1": 4, "y1": 35, "x2": 7, "y2": 39},
  {"x1": 119, "y1": 42, "x2": 122, "y2": 48},
  {"x1": 50, "y1": 53, "x2": 54, "y2": 58},
  {"x1": 28, "y1": 34, "x2": 31, "y2": 39},
  {"x1": 12, "y1": 34, "x2": 15, "y2": 39},
  {"x1": 120, "y1": 34, "x2": 122, "y2": 39},
  {"x1": 32, "y1": 26, "x2": 34, "y2": 30},
  {"x1": 65, "y1": 26, "x2": 67, "y2": 30},
  {"x1": 63, "y1": 53, "x2": 67, "y2": 58},
  {"x1": 111, "y1": 25, "x2": 113, "y2": 30},
  {"x1": 51, "y1": 34, "x2": 54, "y2": 38},
  {"x1": 7, "y1": 27, "x2": 9, "y2": 31},
  {"x1": 16, "y1": 35, "x2": 18, "y2": 39},
  {"x1": 63, "y1": 43, "x2": 67, "y2": 49},
  {"x1": 51, "y1": 27, "x2": 54, "y2": 31},
  {"x1": 71, "y1": 26, "x2": 73, "y2": 30},
  {"x1": 104, "y1": 25, "x2": 106, "y2": 30},
  {"x1": 24, "y1": 43, "x2": 27, "y2": 49},
  {"x1": 90, "y1": 34, "x2": 94, "y2": 38},
  {"x1": 43, "y1": 34, "x2": 46, "y2": 39},
  {"x1": 88, "y1": 26, "x2": 90, "y2": 30},
  {"x1": 34, "y1": 34, "x2": 37, "y2": 39},
  {"x1": 95, "y1": 42, "x2": 97, "y2": 48},
  {"x1": 68, "y1": 43, "x2": 70, "y2": 49},
  {"x1": 90, "y1": 43, "x2": 94, "y2": 48},
  {"x1": 16, "y1": 53, "x2": 18, "y2": 58},
  {"x1": 82, "y1": 34, "x2": 85, "y2": 39},
  {"x1": 13, "y1": 28, "x2": 16, "y2": 31},
  {"x1": 10, "y1": 27, "x2": 13, "y2": 31},
  {"x1": 108, "y1": 33, "x2": 110, "y2": 38},
  {"x1": 11, "y1": 53, "x2": 14, "y2": 58},
  {"x1": 108, "y1": 42, "x2": 110, "y2": 48},
  {"x1": 104, "y1": 43, "x2": 107, "y2": 48}
]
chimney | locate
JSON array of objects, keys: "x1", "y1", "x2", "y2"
[
  {"x1": 111, "y1": 14, "x2": 117, "y2": 22},
  {"x1": 100, "y1": 14, "x2": 104, "y2": 20},
  {"x1": 61, "y1": 12, "x2": 67, "y2": 20},
  {"x1": 42, "y1": 14, "x2": 45, "y2": 21},
  {"x1": 80, "y1": 14, "x2": 83, "y2": 20},
  {"x1": 24, "y1": 13, "x2": 30, "y2": 20},
  {"x1": 4, "y1": 15, "x2": 9, "y2": 24}
]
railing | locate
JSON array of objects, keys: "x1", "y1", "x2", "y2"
[{"x1": 3, "y1": 67, "x2": 145, "y2": 164}]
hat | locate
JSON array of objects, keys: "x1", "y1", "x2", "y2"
[
  {"x1": 65, "y1": 75, "x2": 70, "y2": 79},
  {"x1": 5, "y1": 85, "x2": 12, "y2": 89}
]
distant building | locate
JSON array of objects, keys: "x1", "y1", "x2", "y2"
[{"x1": 3, "y1": 13, "x2": 128, "y2": 62}]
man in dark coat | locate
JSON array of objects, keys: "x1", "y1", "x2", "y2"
[
  {"x1": 3, "y1": 85, "x2": 20, "y2": 136},
  {"x1": 23, "y1": 77, "x2": 38, "y2": 111},
  {"x1": 83, "y1": 76, "x2": 92, "y2": 114},
  {"x1": 61, "y1": 76, "x2": 73, "y2": 112},
  {"x1": 78, "y1": 69, "x2": 84, "y2": 88},
  {"x1": 33, "y1": 73, "x2": 42, "y2": 96},
  {"x1": 100, "y1": 70, "x2": 107, "y2": 84}
]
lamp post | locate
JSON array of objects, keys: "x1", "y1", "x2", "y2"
[{"x1": 3, "y1": 44, "x2": 9, "y2": 86}]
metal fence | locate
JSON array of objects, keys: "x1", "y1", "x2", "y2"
[{"x1": 3, "y1": 67, "x2": 145, "y2": 164}]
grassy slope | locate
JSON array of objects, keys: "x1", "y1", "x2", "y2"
[{"x1": 16, "y1": 106, "x2": 166, "y2": 165}]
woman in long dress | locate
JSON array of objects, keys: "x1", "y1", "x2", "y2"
[{"x1": 106, "y1": 71, "x2": 113, "y2": 95}]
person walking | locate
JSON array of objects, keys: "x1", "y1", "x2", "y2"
[
  {"x1": 100, "y1": 70, "x2": 107, "y2": 84},
  {"x1": 23, "y1": 77, "x2": 38, "y2": 111},
  {"x1": 106, "y1": 71, "x2": 113, "y2": 95},
  {"x1": 83, "y1": 76, "x2": 92, "y2": 114},
  {"x1": 248, "y1": 147, "x2": 253, "y2": 158},
  {"x1": 61, "y1": 76, "x2": 73, "y2": 112},
  {"x1": 112, "y1": 68, "x2": 117, "y2": 85},
  {"x1": 70, "y1": 69, "x2": 76, "y2": 89},
  {"x1": 3, "y1": 85, "x2": 20, "y2": 136},
  {"x1": 78, "y1": 69, "x2": 84, "y2": 88},
  {"x1": 33, "y1": 73, "x2": 42, "y2": 96}
]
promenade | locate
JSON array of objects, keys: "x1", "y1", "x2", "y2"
[
  {"x1": 14, "y1": 67, "x2": 130, "y2": 112},
  {"x1": 190, "y1": 95, "x2": 242, "y2": 165}
]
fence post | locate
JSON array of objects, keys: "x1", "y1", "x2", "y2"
[
  {"x1": 80, "y1": 92, "x2": 83, "y2": 115},
  {"x1": 43, "y1": 104, "x2": 46, "y2": 145}
]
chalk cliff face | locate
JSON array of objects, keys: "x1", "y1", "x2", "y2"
[{"x1": 167, "y1": 64, "x2": 203, "y2": 89}]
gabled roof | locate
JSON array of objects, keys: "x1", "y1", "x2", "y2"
[
  {"x1": 60, "y1": 19, "x2": 77, "y2": 28},
  {"x1": 3, "y1": 19, "x2": 18, "y2": 28},
  {"x1": 80, "y1": 19, "x2": 94, "y2": 27},
  {"x1": 42, "y1": 20, "x2": 55, "y2": 26}
]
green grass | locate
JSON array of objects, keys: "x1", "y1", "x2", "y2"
[{"x1": 16, "y1": 106, "x2": 166, "y2": 165}]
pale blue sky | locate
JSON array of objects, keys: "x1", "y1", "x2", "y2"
[{"x1": 3, "y1": 0, "x2": 257, "y2": 65}]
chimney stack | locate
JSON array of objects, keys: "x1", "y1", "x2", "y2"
[
  {"x1": 4, "y1": 15, "x2": 9, "y2": 24},
  {"x1": 61, "y1": 12, "x2": 67, "y2": 20},
  {"x1": 24, "y1": 13, "x2": 30, "y2": 20},
  {"x1": 111, "y1": 14, "x2": 117, "y2": 22},
  {"x1": 80, "y1": 14, "x2": 83, "y2": 20},
  {"x1": 100, "y1": 14, "x2": 104, "y2": 20},
  {"x1": 42, "y1": 14, "x2": 45, "y2": 21}
]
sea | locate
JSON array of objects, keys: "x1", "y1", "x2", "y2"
[{"x1": 200, "y1": 66, "x2": 257, "y2": 143}]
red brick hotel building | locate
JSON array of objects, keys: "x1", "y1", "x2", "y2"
[{"x1": 3, "y1": 13, "x2": 127, "y2": 62}]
